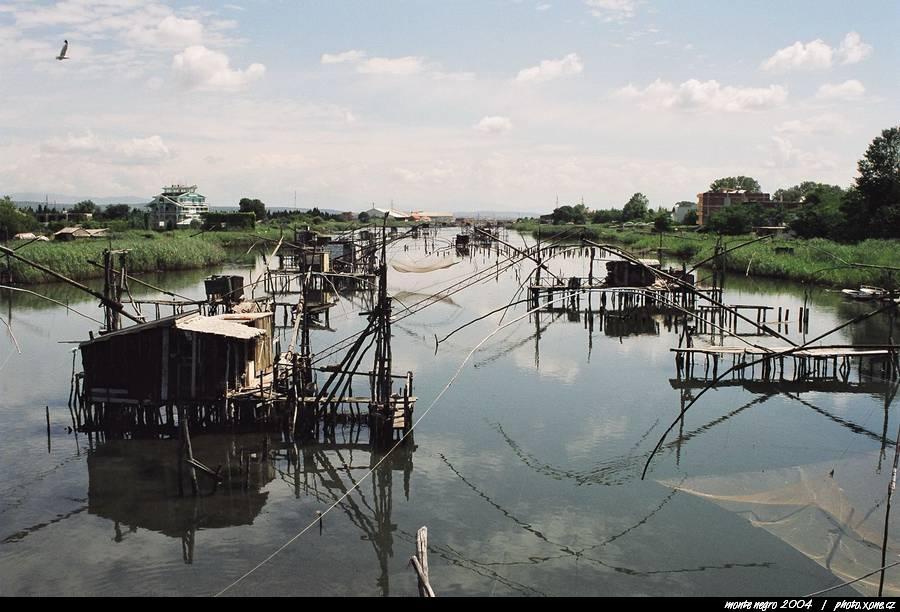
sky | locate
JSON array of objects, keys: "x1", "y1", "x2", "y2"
[{"x1": 0, "y1": 0, "x2": 896, "y2": 213}]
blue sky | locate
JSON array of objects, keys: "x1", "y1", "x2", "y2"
[{"x1": 0, "y1": 0, "x2": 896, "y2": 212}]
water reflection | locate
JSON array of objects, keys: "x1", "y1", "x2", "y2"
[
  {"x1": 80, "y1": 427, "x2": 415, "y2": 594},
  {"x1": 3, "y1": 229, "x2": 899, "y2": 596}
]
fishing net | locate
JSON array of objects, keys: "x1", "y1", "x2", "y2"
[
  {"x1": 390, "y1": 259, "x2": 459, "y2": 273},
  {"x1": 660, "y1": 452, "x2": 900, "y2": 596},
  {"x1": 391, "y1": 290, "x2": 460, "y2": 308}
]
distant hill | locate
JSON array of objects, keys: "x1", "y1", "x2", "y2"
[
  {"x1": 9, "y1": 193, "x2": 147, "y2": 207},
  {"x1": 453, "y1": 210, "x2": 541, "y2": 220},
  {"x1": 6, "y1": 193, "x2": 542, "y2": 218}
]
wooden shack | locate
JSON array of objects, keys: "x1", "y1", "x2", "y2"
[
  {"x1": 79, "y1": 312, "x2": 275, "y2": 405},
  {"x1": 605, "y1": 259, "x2": 659, "y2": 287},
  {"x1": 204, "y1": 275, "x2": 245, "y2": 305}
]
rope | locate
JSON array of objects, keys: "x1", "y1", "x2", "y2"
[
  {"x1": 804, "y1": 558, "x2": 900, "y2": 597},
  {"x1": 213, "y1": 289, "x2": 577, "y2": 596}
]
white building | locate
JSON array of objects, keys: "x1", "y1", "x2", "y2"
[
  {"x1": 148, "y1": 185, "x2": 208, "y2": 230},
  {"x1": 411, "y1": 211, "x2": 454, "y2": 224},
  {"x1": 362, "y1": 206, "x2": 410, "y2": 221},
  {"x1": 672, "y1": 201, "x2": 697, "y2": 224}
]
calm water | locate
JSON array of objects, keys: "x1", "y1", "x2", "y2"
[{"x1": 0, "y1": 230, "x2": 898, "y2": 596}]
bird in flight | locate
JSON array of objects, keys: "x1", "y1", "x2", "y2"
[{"x1": 56, "y1": 40, "x2": 69, "y2": 60}]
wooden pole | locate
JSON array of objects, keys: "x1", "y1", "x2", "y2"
[
  {"x1": 879, "y1": 419, "x2": 900, "y2": 596},
  {"x1": 180, "y1": 406, "x2": 198, "y2": 496},
  {"x1": 0, "y1": 245, "x2": 143, "y2": 324},
  {"x1": 411, "y1": 526, "x2": 435, "y2": 597}
]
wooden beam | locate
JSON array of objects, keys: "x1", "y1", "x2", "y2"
[{"x1": 0, "y1": 245, "x2": 143, "y2": 324}]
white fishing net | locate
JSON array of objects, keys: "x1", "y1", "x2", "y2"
[
  {"x1": 390, "y1": 259, "x2": 459, "y2": 273},
  {"x1": 660, "y1": 452, "x2": 900, "y2": 596}
]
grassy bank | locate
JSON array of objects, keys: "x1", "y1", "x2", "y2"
[
  {"x1": 511, "y1": 220, "x2": 900, "y2": 288},
  {"x1": 1, "y1": 219, "x2": 393, "y2": 285},
  {"x1": 4, "y1": 231, "x2": 235, "y2": 284}
]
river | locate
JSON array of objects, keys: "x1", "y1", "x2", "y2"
[{"x1": 0, "y1": 229, "x2": 898, "y2": 596}]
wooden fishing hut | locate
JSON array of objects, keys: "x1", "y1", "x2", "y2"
[
  {"x1": 76, "y1": 311, "x2": 276, "y2": 433},
  {"x1": 204, "y1": 274, "x2": 245, "y2": 313},
  {"x1": 605, "y1": 259, "x2": 660, "y2": 288}
]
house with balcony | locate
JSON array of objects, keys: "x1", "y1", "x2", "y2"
[{"x1": 147, "y1": 185, "x2": 208, "y2": 230}]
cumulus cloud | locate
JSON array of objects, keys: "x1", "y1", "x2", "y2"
[
  {"x1": 391, "y1": 162, "x2": 455, "y2": 184},
  {"x1": 761, "y1": 31, "x2": 872, "y2": 72},
  {"x1": 128, "y1": 15, "x2": 205, "y2": 50},
  {"x1": 172, "y1": 45, "x2": 265, "y2": 91},
  {"x1": 321, "y1": 49, "x2": 367, "y2": 64},
  {"x1": 475, "y1": 116, "x2": 513, "y2": 134},
  {"x1": 761, "y1": 39, "x2": 833, "y2": 72},
  {"x1": 320, "y1": 49, "x2": 427, "y2": 75},
  {"x1": 836, "y1": 32, "x2": 872, "y2": 65},
  {"x1": 614, "y1": 79, "x2": 788, "y2": 112},
  {"x1": 815, "y1": 79, "x2": 865, "y2": 100},
  {"x1": 775, "y1": 113, "x2": 847, "y2": 136},
  {"x1": 515, "y1": 53, "x2": 583, "y2": 83},
  {"x1": 42, "y1": 131, "x2": 172, "y2": 164},
  {"x1": 584, "y1": 0, "x2": 639, "y2": 22},
  {"x1": 357, "y1": 56, "x2": 425, "y2": 75},
  {"x1": 765, "y1": 136, "x2": 837, "y2": 170}
]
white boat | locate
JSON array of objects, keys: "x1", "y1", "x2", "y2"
[{"x1": 841, "y1": 285, "x2": 889, "y2": 301}]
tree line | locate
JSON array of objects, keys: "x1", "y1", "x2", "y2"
[{"x1": 541, "y1": 125, "x2": 900, "y2": 240}]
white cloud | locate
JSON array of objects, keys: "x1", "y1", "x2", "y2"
[
  {"x1": 41, "y1": 131, "x2": 172, "y2": 164},
  {"x1": 584, "y1": 0, "x2": 639, "y2": 22},
  {"x1": 357, "y1": 56, "x2": 425, "y2": 76},
  {"x1": 775, "y1": 113, "x2": 848, "y2": 136},
  {"x1": 320, "y1": 49, "x2": 469, "y2": 79},
  {"x1": 321, "y1": 49, "x2": 367, "y2": 64},
  {"x1": 515, "y1": 53, "x2": 583, "y2": 83},
  {"x1": 836, "y1": 31, "x2": 872, "y2": 65},
  {"x1": 815, "y1": 79, "x2": 865, "y2": 100},
  {"x1": 765, "y1": 136, "x2": 838, "y2": 171},
  {"x1": 172, "y1": 45, "x2": 265, "y2": 91},
  {"x1": 475, "y1": 116, "x2": 513, "y2": 134},
  {"x1": 761, "y1": 31, "x2": 872, "y2": 72},
  {"x1": 615, "y1": 79, "x2": 788, "y2": 112},
  {"x1": 761, "y1": 39, "x2": 833, "y2": 72},
  {"x1": 391, "y1": 162, "x2": 455, "y2": 185},
  {"x1": 128, "y1": 15, "x2": 205, "y2": 50},
  {"x1": 536, "y1": 4, "x2": 552, "y2": 11}
]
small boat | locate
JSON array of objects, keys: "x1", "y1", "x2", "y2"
[{"x1": 841, "y1": 285, "x2": 890, "y2": 301}]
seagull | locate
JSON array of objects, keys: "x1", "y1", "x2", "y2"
[{"x1": 56, "y1": 40, "x2": 69, "y2": 61}]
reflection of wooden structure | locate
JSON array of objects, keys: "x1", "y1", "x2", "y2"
[{"x1": 87, "y1": 435, "x2": 276, "y2": 563}]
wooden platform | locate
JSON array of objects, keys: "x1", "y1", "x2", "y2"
[{"x1": 671, "y1": 345, "x2": 897, "y2": 358}]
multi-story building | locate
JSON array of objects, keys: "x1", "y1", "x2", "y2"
[
  {"x1": 696, "y1": 189, "x2": 771, "y2": 226},
  {"x1": 147, "y1": 185, "x2": 208, "y2": 230}
]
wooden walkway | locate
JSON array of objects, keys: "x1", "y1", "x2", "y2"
[{"x1": 672, "y1": 344, "x2": 899, "y2": 381}]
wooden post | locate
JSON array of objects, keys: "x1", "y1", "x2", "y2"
[
  {"x1": 46, "y1": 405, "x2": 51, "y2": 453},
  {"x1": 180, "y1": 406, "x2": 198, "y2": 496},
  {"x1": 411, "y1": 526, "x2": 435, "y2": 597}
]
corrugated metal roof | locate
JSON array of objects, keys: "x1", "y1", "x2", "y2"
[
  {"x1": 79, "y1": 312, "x2": 265, "y2": 346},
  {"x1": 176, "y1": 315, "x2": 264, "y2": 339},
  {"x1": 215, "y1": 312, "x2": 274, "y2": 321},
  {"x1": 79, "y1": 312, "x2": 189, "y2": 346}
]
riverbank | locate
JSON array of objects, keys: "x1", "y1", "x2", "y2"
[
  {"x1": 511, "y1": 220, "x2": 899, "y2": 288},
  {"x1": 1, "y1": 225, "x2": 298, "y2": 284}
]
